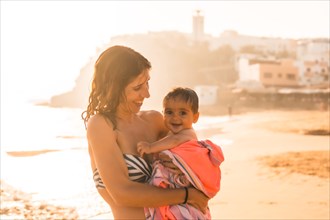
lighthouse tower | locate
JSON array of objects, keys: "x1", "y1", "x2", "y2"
[{"x1": 192, "y1": 10, "x2": 204, "y2": 42}]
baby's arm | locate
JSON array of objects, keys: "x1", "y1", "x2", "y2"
[{"x1": 137, "y1": 128, "x2": 197, "y2": 157}]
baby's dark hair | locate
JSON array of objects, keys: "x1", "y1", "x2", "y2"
[{"x1": 163, "y1": 87, "x2": 199, "y2": 114}]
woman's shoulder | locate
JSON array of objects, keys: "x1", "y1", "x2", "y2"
[
  {"x1": 138, "y1": 110, "x2": 168, "y2": 138},
  {"x1": 138, "y1": 110, "x2": 163, "y2": 121},
  {"x1": 87, "y1": 114, "x2": 115, "y2": 131}
]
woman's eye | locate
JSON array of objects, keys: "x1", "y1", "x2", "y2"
[{"x1": 133, "y1": 86, "x2": 141, "y2": 91}]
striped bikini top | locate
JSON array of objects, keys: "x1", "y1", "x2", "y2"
[{"x1": 93, "y1": 154, "x2": 152, "y2": 189}]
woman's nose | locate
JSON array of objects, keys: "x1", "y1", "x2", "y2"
[{"x1": 142, "y1": 85, "x2": 150, "y2": 98}]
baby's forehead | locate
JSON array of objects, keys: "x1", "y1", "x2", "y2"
[
  {"x1": 163, "y1": 98, "x2": 192, "y2": 108},
  {"x1": 164, "y1": 96, "x2": 188, "y2": 103}
]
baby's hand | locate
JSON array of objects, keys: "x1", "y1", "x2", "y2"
[{"x1": 137, "y1": 141, "x2": 151, "y2": 157}]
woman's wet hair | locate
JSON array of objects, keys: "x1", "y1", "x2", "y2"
[{"x1": 82, "y1": 45, "x2": 151, "y2": 128}]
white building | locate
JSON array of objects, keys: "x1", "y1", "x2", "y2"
[
  {"x1": 194, "y1": 85, "x2": 218, "y2": 106},
  {"x1": 236, "y1": 54, "x2": 261, "y2": 81},
  {"x1": 297, "y1": 39, "x2": 330, "y2": 62},
  {"x1": 209, "y1": 30, "x2": 297, "y2": 53},
  {"x1": 296, "y1": 39, "x2": 330, "y2": 86}
]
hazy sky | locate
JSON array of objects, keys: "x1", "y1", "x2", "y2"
[{"x1": 1, "y1": 0, "x2": 329, "y2": 102}]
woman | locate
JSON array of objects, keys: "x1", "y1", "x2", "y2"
[{"x1": 82, "y1": 45, "x2": 208, "y2": 219}]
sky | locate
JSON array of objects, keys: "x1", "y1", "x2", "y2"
[{"x1": 1, "y1": 0, "x2": 329, "y2": 103}]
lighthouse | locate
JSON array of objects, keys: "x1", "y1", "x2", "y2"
[{"x1": 192, "y1": 10, "x2": 204, "y2": 42}]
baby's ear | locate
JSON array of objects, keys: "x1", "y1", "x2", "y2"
[{"x1": 193, "y1": 112, "x2": 199, "y2": 123}]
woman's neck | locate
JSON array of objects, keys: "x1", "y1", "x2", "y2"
[{"x1": 116, "y1": 108, "x2": 137, "y2": 123}]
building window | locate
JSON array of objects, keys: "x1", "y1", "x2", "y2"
[
  {"x1": 286, "y1": 73, "x2": 295, "y2": 80},
  {"x1": 264, "y1": 72, "x2": 272, "y2": 78}
]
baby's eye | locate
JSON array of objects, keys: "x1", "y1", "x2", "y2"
[
  {"x1": 164, "y1": 110, "x2": 173, "y2": 115},
  {"x1": 179, "y1": 111, "x2": 187, "y2": 116}
]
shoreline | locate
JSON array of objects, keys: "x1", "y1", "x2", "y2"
[{"x1": 4, "y1": 147, "x2": 86, "y2": 158}]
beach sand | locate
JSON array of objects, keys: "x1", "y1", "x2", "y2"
[
  {"x1": 1, "y1": 110, "x2": 329, "y2": 219},
  {"x1": 207, "y1": 110, "x2": 329, "y2": 220}
]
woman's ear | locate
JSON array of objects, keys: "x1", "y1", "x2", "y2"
[{"x1": 193, "y1": 112, "x2": 199, "y2": 123}]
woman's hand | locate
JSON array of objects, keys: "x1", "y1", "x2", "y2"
[
  {"x1": 158, "y1": 153, "x2": 182, "y2": 174},
  {"x1": 187, "y1": 187, "x2": 209, "y2": 214}
]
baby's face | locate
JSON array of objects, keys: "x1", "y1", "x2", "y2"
[{"x1": 163, "y1": 99, "x2": 198, "y2": 134}]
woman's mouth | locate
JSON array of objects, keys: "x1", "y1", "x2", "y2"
[{"x1": 134, "y1": 101, "x2": 143, "y2": 108}]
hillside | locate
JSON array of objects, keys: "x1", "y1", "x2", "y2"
[{"x1": 49, "y1": 31, "x2": 237, "y2": 109}]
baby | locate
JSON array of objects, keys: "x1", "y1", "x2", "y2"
[{"x1": 137, "y1": 87, "x2": 224, "y2": 219}]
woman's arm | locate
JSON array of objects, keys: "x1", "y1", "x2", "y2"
[{"x1": 87, "y1": 114, "x2": 208, "y2": 210}]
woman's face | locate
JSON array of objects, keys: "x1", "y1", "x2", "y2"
[{"x1": 120, "y1": 70, "x2": 151, "y2": 114}]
